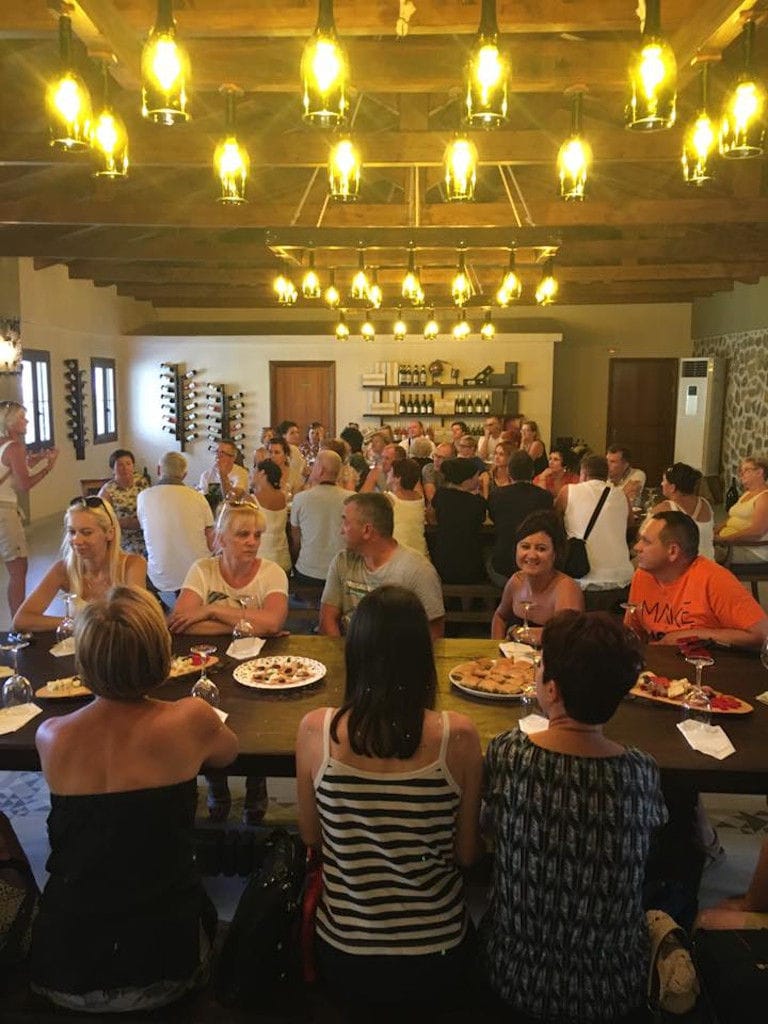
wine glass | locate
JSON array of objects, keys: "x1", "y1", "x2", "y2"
[
  {"x1": 683, "y1": 655, "x2": 714, "y2": 724},
  {"x1": 520, "y1": 651, "x2": 541, "y2": 712},
  {"x1": 232, "y1": 596, "x2": 255, "y2": 649},
  {"x1": 190, "y1": 643, "x2": 220, "y2": 707},
  {"x1": 509, "y1": 602, "x2": 535, "y2": 645},
  {"x1": 55, "y1": 593, "x2": 75, "y2": 644},
  {"x1": 1, "y1": 637, "x2": 32, "y2": 707}
]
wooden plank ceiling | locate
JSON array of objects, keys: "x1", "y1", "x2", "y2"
[{"x1": 0, "y1": 0, "x2": 767, "y2": 331}]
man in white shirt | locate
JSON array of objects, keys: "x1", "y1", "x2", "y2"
[
  {"x1": 320, "y1": 492, "x2": 445, "y2": 639},
  {"x1": 400, "y1": 420, "x2": 435, "y2": 456},
  {"x1": 138, "y1": 451, "x2": 214, "y2": 606},
  {"x1": 477, "y1": 416, "x2": 503, "y2": 461},
  {"x1": 606, "y1": 445, "x2": 646, "y2": 503},
  {"x1": 290, "y1": 450, "x2": 347, "y2": 585},
  {"x1": 198, "y1": 438, "x2": 248, "y2": 499},
  {"x1": 556, "y1": 453, "x2": 634, "y2": 611}
]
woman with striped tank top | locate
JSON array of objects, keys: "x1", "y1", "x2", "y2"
[{"x1": 296, "y1": 585, "x2": 482, "y2": 1010}]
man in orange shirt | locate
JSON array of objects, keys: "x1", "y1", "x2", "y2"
[{"x1": 628, "y1": 511, "x2": 767, "y2": 649}]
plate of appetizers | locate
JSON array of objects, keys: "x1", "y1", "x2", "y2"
[
  {"x1": 233, "y1": 656, "x2": 326, "y2": 690},
  {"x1": 449, "y1": 658, "x2": 534, "y2": 701},
  {"x1": 35, "y1": 675, "x2": 92, "y2": 699},
  {"x1": 630, "y1": 671, "x2": 752, "y2": 714}
]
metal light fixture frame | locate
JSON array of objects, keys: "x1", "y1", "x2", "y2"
[
  {"x1": 46, "y1": 9, "x2": 93, "y2": 152},
  {"x1": 301, "y1": 0, "x2": 349, "y2": 127},
  {"x1": 465, "y1": 0, "x2": 509, "y2": 128},
  {"x1": 214, "y1": 85, "x2": 250, "y2": 204},
  {"x1": 91, "y1": 58, "x2": 129, "y2": 178},
  {"x1": 557, "y1": 90, "x2": 592, "y2": 200},
  {"x1": 720, "y1": 19, "x2": 766, "y2": 159},
  {"x1": 682, "y1": 59, "x2": 718, "y2": 185},
  {"x1": 141, "y1": 0, "x2": 190, "y2": 125},
  {"x1": 625, "y1": 0, "x2": 677, "y2": 131}
]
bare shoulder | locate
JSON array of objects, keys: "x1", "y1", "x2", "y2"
[
  {"x1": 298, "y1": 706, "x2": 332, "y2": 739},
  {"x1": 445, "y1": 711, "x2": 481, "y2": 744}
]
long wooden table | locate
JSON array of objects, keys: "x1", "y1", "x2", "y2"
[{"x1": 1, "y1": 634, "x2": 767, "y2": 793}]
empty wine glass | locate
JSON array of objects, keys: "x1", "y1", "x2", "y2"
[
  {"x1": 1, "y1": 637, "x2": 32, "y2": 707},
  {"x1": 683, "y1": 654, "x2": 714, "y2": 724},
  {"x1": 190, "y1": 643, "x2": 219, "y2": 707},
  {"x1": 520, "y1": 652, "x2": 541, "y2": 712},
  {"x1": 55, "y1": 593, "x2": 76, "y2": 644}
]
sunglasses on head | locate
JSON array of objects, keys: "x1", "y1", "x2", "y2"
[{"x1": 69, "y1": 495, "x2": 107, "y2": 510}]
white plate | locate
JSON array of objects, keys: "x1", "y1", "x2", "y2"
[
  {"x1": 449, "y1": 660, "x2": 533, "y2": 702},
  {"x1": 233, "y1": 656, "x2": 326, "y2": 690}
]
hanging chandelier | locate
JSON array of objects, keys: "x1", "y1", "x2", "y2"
[
  {"x1": 328, "y1": 136, "x2": 361, "y2": 200},
  {"x1": 46, "y1": 10, "x2": 92, "y2": 151},
  {"x1": 213, "y1": 85, "x2": 249, "y2": 204},
  {"x1": 557, "y1": 90, "x2": 591, "y2": 200},
  {"x1": 141, "y1": 0, "x2": 190, "y2": 125},
  {"x1": 301, "y1": 0, "x2": 349, "y2": 126},
  {"x1": 465, "y1": 0, "x2": 509, "y2": 128},
  {"x1": 91, "y1": 59, "x2": 128, "y2": 178},
  {"x1": 324, "y1": 268, "x2": 341, "y2": 308},
  {"x1": 496, "y1": 249, "x2": 523, "y2": 305},
  {"x1": 444, "y1": 135, "x2": 478, "y2": 201},
  {"x1": 720, "y1": 19, "x2": 766, "y2": 159},
  {"x1": 625, "y1": 0, "x2": 677, "y2": 131},
  {"x1": 682, "y1": 61, "x2": 717, "y2": 185}
]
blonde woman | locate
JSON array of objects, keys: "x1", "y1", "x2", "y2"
[
  {"x1": 715, "y1": 456, "x2": 768, "y2": 563},
  {"x1": 0, "y1": 400, "x2": 59, "y2": 615},
  {"x1": 13, "y1": 496, "x2": 146, "y2": 631}
]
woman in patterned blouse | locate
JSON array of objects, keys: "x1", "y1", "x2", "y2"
[
  {"x1": 98, "y1": 449, "x2": 148, "y2": 557},
  {"x1": 482, "y1": 610, "x2": 667, "y2": 1023}
]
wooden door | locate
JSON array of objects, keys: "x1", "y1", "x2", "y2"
[
  {"x1": 269, "y1": 362, "x2": 336, "y2": 436},
  {"x1": 606, "y1": 358, "x2": 679, "y2": 490}
]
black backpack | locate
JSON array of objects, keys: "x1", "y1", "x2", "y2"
[{"x1": 214, "y1": 828, "x2": 306, "y2": 1012}]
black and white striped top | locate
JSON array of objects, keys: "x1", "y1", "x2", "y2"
[{"x1": 314, "y1": 708, "x2": 466, "y2": 956}]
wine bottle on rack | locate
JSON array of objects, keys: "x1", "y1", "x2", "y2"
[
  {"x1": 456, "y1": 395, "x2": 465, "y2": 415},
  {"x1": 427, "y1": 394, "x2": 434, "y2": 415},
  {"x1": 183, "y1": 370, "x2": 197, "y2": 379},
  {"x1": 420, "y1": 395, "x2": 427, "y2": 416},
  {"x1": 398, "y1": 394, "x2": 406, "y2": 414},
  {"x1": 483, "y1": 394, "x2": 491, "y2": 414},
  {"x1": 419, "y1": 364, "x2": 427, "y2": 386},
  {"x1": 398, "y1": 364, "x2": 405, "y2": 386},
  {"x1": 406, "y1": 395, "x2": 413, "y2": 415}
]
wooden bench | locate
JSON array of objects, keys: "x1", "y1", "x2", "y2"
[
  {"x1": 286, "y1": 582, "x2": 323, "y2": 633},
  {"x1": 441, "y1": 583, "x2": 501, "y2": 637},
  {"x1": 718, "y1": 541, "x2": 768, "y2": 602}
]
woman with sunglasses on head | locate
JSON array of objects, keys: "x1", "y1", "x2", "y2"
[
  {"x1": 13, "y1": 496, "x2": 146, "y2": 632},
  {"x1": 647, "y1": 462, "x2": 715, "y2": 560},
  {"x1": 296, "y1": 585, "x2": 482, "y2": 1014},
  {"x1": 0, "y1": 400, "x2": 59, "y2": 616}
]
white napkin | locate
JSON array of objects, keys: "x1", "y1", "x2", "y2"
[
  {"x1": 226, "y1": 636, "x2": 266, "y2": 660},
  {"x1": 677, "y1": 720, "x2": 735, "y2": 760},
  {"x1": 50, "y1": 637, "x2": 75, "y2": 657},
  {"x1": 499, "y1": 641, "x2": 537, "y2": 662},
  {"x1": 518, "y1": 713, "x2": 549, "y2": 735},
  {"x1": 0, "y1": 703, "x2": 42, "y2": 735}
]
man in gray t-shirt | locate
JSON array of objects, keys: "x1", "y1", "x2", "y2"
[{"x1": 320, "y1": 492, "x2": 444, "y2": 638}]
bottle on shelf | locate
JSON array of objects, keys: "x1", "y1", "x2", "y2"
[
  {"x1": 427, "y1": 393, "x2": 434, "y2": 415},
  {"x1": 182, "y1": 369, "x2": 198, "y2": 379},
  {"x1": 455, "y1": 395, "x2": 465, "y2": 415},
  {"x1": 404, "y1": 364, "x2": 412, "y2": 385},
  {"x1": 406, "y1": 395, "x2": 413, "y2": 415},
  {"x1": 398, "y1": 394, "x2": 406, "y2": 414},
  {"x1": 483, "y1": 394, "x2": 491, "y2": 414},
  {"x1": 419, "y1": 364, "x2": 427, "y2": 386},
  {"x1": 419, "y1": 394, "x2": 427, "y2": 416},
  {"x1": 398, "y1": 364, "x2": 405, "y2": 386}
]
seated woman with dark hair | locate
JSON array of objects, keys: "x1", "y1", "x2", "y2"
[
  {"x1": 648, "y1": 461, "x2": 714, "y2": 561},
  {"x1": 296, "y1": 585, "x2": 482, "y2": 1011},
  {"x1": 30, "y1": 586, "x2": 238, "y2": 1013},
  {"x1": 491, "y1": 510, "x2": 583, "y2": 643},
  {"x1": 482, "y1": 610, "x2": 667, "y2": 1024}
]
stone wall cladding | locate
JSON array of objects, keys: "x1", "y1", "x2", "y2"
[{"x1": 692, "y1": 329, "x2": 768, "y2": 483}]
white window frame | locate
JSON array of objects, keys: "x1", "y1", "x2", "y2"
[
  {"x1": 91, "y1": 357, "x2": 117, "y2": 444},
  {"x1": 20, "y1": 349, "x2": 54, "y2": 451}
]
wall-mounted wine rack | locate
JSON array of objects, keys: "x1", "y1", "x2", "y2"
[
  {"x1": 203, "y1": 385, "x2": 247, "y2": 454},
  {"x1": 63, "y1": 359, "x2": 87, "y2": 460},
  {"x1": 159, "y1": 363, "x2": 200, "y2": 451}
]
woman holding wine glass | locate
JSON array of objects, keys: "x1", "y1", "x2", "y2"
[
  {"x1": 491, "y1": 511, "x2": 584, "y2": 644},
  {"x1": 167, "y1": 501, "x2": 288, "y2": 824},
  {"x1": 13, "y1": 496, "x2": 146, "y2": 632}
]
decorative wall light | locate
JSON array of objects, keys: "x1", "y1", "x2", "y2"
[
  {"x1": 682, "y1": 60, "x2": 717, "y2": 185},
  {"x1": 451, "y1": 250, "x2": 474, "y2": 306},
  {"x1": 423, "y1": 310, "x2": 439, "y2": 340},
  {"x1": 367, "y1": 269, "x2": 383, "y2": 309},
  {"x1": 324, "y1": 268, "x2": 341, "y2": 307},
  {"x1": 535, "y1": 258, "x2": 559, "y2": 305},
  {"x1": 0, "y1": 319, "x2": 22, "y2": 374},
  {"x1": 91, "y1": 59, "x2": 129, "y2": 178},
  {"x1": 334, "y1": 309, "x2": 349, "y2": 340},
  {"x1": 141, "y1": 0, "x2": 190, "y2": 125},
  {"x1": 360, "y1": 313, "x2": 375, "y2": 342},
  {"x1": 350, "y1": 250, "x2": 370, "y2": 301},
  {"x1": 213, "y1": 85, "x2": 249, "y2": 204},
  {"x1": 720, "y1": 19, "x2": 766, "y2": 159},
  {"x1": 301, "y1": 250, "x2": 322, "y2": 299},
  {"x1": 496, "y1": 249, "x2": 523, "y2": 305},
  {"x1": 401, "y1": 246, "x2": 423, "y2": 305},
  {"x1": 452, "y1": 309, "x2": 471, "y2": 340},
  {"x1": 444, "y1": 135, "x2": 478, "y2": 201},
  {"x1": 625, "y1": 0, "x2": 676, "y2": 131},
  {"x1": 557, "y1": 90, "x2": 591, "y2": 200},
  {"x1": 46, "y1": 9, "x2": 92, "y2": 151},
  {"x1": 393, "y1": 310, "x2": 407, "y2": 341},
  {"x1": 328, "y1": 136, "x2": 361, "y2": 200},
  {"x1": 301, "y1": 0, "x2": 349, "y2": 126},
  {"x1": 465, "y1": 0, "x2": 509, "y2": 127},
  {"x1": 480, "y1": 309, "x2": 495, "y2": 340}
]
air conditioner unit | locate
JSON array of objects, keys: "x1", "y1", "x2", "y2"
[{"x1": 673, "y1": 357, "x2": 725, "y2": 476}]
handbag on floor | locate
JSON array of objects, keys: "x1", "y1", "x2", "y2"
[
  {"x1": 0, "y1": 811, "x2": 39, "y2": 969},
  {"x1": 563, "y1": 486, "x2": 611, "y2": 579},
  {"x1": 646, "y1": 909, "x2": 700, "y2": 1016},
  {"x1": 694, "y1": 927, "x2": 768, "y2": 1024}
]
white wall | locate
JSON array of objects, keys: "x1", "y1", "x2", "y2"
[
  {"x1": 692, "y1": 278, "x2": 768, "y2": 338},
  {"x1": 124, "y1": 333, "x2": 560, "y2": 488},
  {"x1": 18, "y1": 260, "x2": 153, "y2": 521}
]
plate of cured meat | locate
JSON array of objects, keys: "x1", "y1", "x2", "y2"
[
  {"x1": 630, "y1": 671, "x2": 753, "y2": 715},
  {"x1": 233, "y1": 656, "x2": 326, "y2": 690},
  {"x1": 449, "y1": 658, "x2": 534, "y2": 701},
  {"x1": 35, "y1": 675, "x2": 92, "y2": 699}
]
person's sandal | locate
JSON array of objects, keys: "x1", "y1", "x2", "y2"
[{"x1": 207, "y1": 794, "x2": 232, "y2": 823}]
